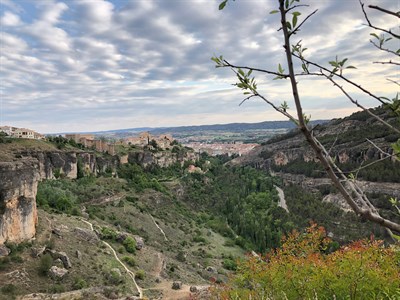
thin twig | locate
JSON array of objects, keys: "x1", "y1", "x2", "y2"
[
  {"x1": 360, "y1": 1, "x2": 400, "y2": 39},
  {"x1": 222, "y1": 59, "x2": 288, "y2": 77},
  {"x1": 325, "y1": 74, "x2": 400, "y2": 134},
  {"x1": 348, "y1": 155, "x2": 396, "y2": 175},
  {"x1": 239, "y1": 94, "x2": 257, "y2": 106},
  {"x1": 289, "y1": 9, "x2": 318, "y2": 37},
  {"x1": 366, "y1": 138, "x2": 395, "y2": 157},
  {"x1": 387, "y1": 78, "x2": 400, "y2": 86},
  {"x1": 373, "y1": 61, "x2": 400, "y2": 66},
  {"x1": 370, "y1": 40, "x2": 400, "y2": 57},
  {"x1": 286, "y1": 4, "x2": 309, "y2": 13},
  {"x1": 293, "y1": 53, "x2": 387, "y2": 105},
  {"x1": 368, "y1": 5, "x2": 400, "y2": 18}
]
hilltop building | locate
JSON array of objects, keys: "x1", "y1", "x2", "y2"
[
  {"x1": 65, "y1": 133, "x2": 115, "y2": 155},
  {"x1": 0, "y1": 126, "x2": 44, "y2": 140},
  {"x1": 124, "y1": 132, "x2": 174, "y2": 150}
]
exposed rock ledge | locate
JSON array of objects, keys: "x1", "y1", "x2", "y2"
[
  {"x1": 276, "y1": 171, "x2": 400, "y2": 211},
  {"x1": 0, "y1": 159, "x2": 39, "y2": 245}
]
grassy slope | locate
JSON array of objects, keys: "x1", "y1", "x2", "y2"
[{"x1": 0, "y1": 184, "x2": 243, "y2": 299}]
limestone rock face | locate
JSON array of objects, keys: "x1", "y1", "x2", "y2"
[
  {"x1": 128, "y1": 150, "x2": 198, "y2": 168},
  {"x1": 0, "y1": 159, "x2": 39, "y2": 245},
  {"x1": 49, "y1": 266, "x2": 68, "y2": 280}
]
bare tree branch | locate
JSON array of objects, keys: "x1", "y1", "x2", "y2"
[
  {"x1": 292, "y1": 53, "x2": 387, "y2": 105},
  {"x1": 387, "y1": 78, "x2": 400, "y2": 86},
  {"x1": 368, "y1": 4, "x2": 400, "y2": 18},
  {"x1": 289, "y1": 9, "x2": 318, "y2": 37},
  {"x1": 222, "y1": 59, "x2": 289, "y2": 78},
  {"x1": 360, "y1": 1, "x2": 400, "y2": 39},
  {"x1": 370, "y1": 40, "x2": 400, "y2": 57},
  {"x1": 279, "y1": 0, "x2": 400, "y2": 233},
  {"x1": 373, "y1": 61, "x2": 400, "y2": 66},
  {"x1": 324, "y1": 75, "x2": 400, "y2": 134}
]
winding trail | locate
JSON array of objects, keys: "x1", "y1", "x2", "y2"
[
  {"x1": 275, "y1": 185, "x2": 289, "y2": 212},
  {"x1": 150, "y1": 214, "x2": 168, "y2": 241},
  {"x1": 80, "y1": 219, "x2": 143, "y2": 298}
]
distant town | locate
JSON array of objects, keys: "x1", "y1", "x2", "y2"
[{"x1": 0, "y1": 125, "x2": 259, "y2": 157}]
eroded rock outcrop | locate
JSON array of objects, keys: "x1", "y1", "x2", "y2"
[
  {"x1": 0, "y1": 159, "x2": 39, "y2": 244},
  {"x1": 128, "y1": 150, "x2": 198, "y2": 168}
]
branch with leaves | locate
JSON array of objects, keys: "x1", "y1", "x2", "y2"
[{"x1": 215, "y1": 0, "x2": 400, "y2": 233}]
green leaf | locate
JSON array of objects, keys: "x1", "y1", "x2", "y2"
[
  {"x1": 346, "y1": 66, "x2": 356, "y2": 69},
  {"x1": 270, "y1": 10, "x2": 279, "y2": 14},
  {"x1": 278, "y1": 63, "x2": 284, "y2": 73},
  {"x1": 219, "y1": 0, "x2": 228, "y2": 10},
  {"x1": 329, "y1": 61, "x2": 338, "y2": 67},
  {"x1": 370, "y1": 33, "x2": 379, "y2": 39},
  {"x1": 292, "y1": 11, "x2": 301, "y2": 17},
  {"x1": 292, "y1": 15, "x2": 298, "y2": 28},
  {"x1": 286, "y1": 21, "x2": 291, "y2": 30},
  {"x1": 238, "y1": 68, "x2": 245, "y2": 76},
  {"x1": 385, "y1": 37, "x2": 392, "y2": 42},
  {"x1": 340, "y1": 58, "x2": 348, "y2": 66}
]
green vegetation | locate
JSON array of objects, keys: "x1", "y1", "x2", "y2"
[
  {"x1": 36, "y1": 176, "x2": 126, "y2": 214},
  {"x1": 212, "y1": 224, "x2": 400, "y2": 299},
  {"x1": 122, "y1": 237, "x2": 136, "y2": 254},
  {"x1": 38, "y1": 254, "x2": 53, "y2": 276},
  {"x1": 122, "y1": 256, "x2": 136, "y2": 267},
  {"x1": 182, "y1": 156, "x2": 292, "y2": 252}
]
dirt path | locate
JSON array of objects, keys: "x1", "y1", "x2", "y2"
[
  {"x1": 275, "y1": 185, "x2": 289, "y2": 212},
  {"x1": 80, "y1": 219, "x2": 143, "y2": 298},
  {"x1": 150, "y1": 214, "x2": 168, "y2": 241}
]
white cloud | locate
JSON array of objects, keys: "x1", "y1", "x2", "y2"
[
  {"x1": 0, "y1": 11, "x2": 21, "y2": 26},
  {"x1": 0, "y1": 0, "x2": 398, "y2": 133}
]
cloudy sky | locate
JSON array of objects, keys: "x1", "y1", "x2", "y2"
[{"x1": 0, "y1": 0, "x2": 398, "y2": 133}]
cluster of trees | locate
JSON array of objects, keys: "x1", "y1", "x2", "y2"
[
  {"x1": 183, "y1": 157, "x2": 293, "y2": 252},
  {"x1": 36, "y1": 176, "x2": 126, "y2": 214},
  {"x1": 47, "y1": 136, "x2": 85, "y2": 150}
]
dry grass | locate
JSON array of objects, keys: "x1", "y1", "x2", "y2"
[{"x1": 0, "y1": 139, "x2": 58, "y2": 161}]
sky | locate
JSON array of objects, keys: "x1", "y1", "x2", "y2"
[{"x1": 0, "y1": 0, "x2": 398, "y2": 133}]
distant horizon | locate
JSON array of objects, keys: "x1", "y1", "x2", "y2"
[{"x1": 3, "y1": 118, "x2": 332, "y2": 135}]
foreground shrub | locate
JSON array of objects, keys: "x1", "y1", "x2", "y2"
[
  {"x1": 212, "y1": 224, "x2": 400, "y2": 299},
  {"x1": 123, "y1": 237, "x2": 136, "y2": 254}
]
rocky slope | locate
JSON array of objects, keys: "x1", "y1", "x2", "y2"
[
  {"x1": 0, "y1": 140, "x2": 197, "y2": 247},
  {"x1": 231, "y1": 107, "x2": 400, "y2": 209}
]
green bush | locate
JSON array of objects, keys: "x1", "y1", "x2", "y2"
[
  {"x1": 101, "y1": 227, "x2": 118, "y2": 240},
  {"x1": 1, "y1": 283, "x2": 16, "y2": 294},
  {"x1": 222, "y1": 259, "x2": 237, "y2": 271},
  {"x1": 50, "y1": 284, "x2": 65, "y2": 293},
  {"x1": 213, "y1": 225, "x2": 400, "y2": 299},
  {"x1": 122, "y1": 256, "x2": 136, "y2": 267},
  {"x1": 123, "y1": 237, "x2": 137, "y2": 254},
  {"x1": 73, "y1": 277, "x2": 88, "y2": 290},
  {"x1": 135, "y1": 269, "x2": 145, "y2": 280},
  {"x1": 38, "y1": 254, "x2": 53, "y2": 276},
  {"x1": 193, "y1": 235, "x2": 207, "y2": 243}
]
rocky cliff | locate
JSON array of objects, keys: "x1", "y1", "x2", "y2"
[
  {"x1": 0, "y1": 159, "x2": 39, "y2": 244},
  {"x1": 0, "y1": 148, "x2": 118, "y2": 246},
  {"x1": 127, "y1": 150, "x2": 198, "y2": 168},
  {"x1": 0, "y1": 142, "x2": 197, "y2": 246},
  {"x1": 232, "y1": 107, "x2": 399, "y2": 178},
  {"x1": 230, "y1": 107, "x2": 400, "y2": 211}
]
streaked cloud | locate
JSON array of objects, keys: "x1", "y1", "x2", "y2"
[{"x1": 0, "y1": 0, "x2": 398, "y2": 133}]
